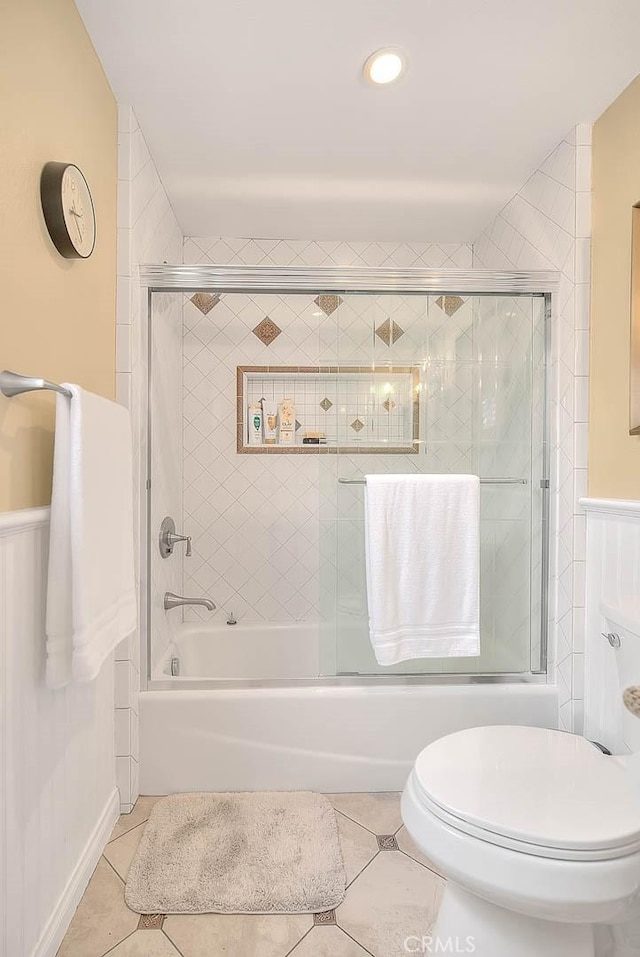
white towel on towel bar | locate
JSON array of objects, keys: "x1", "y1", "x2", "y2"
[
  {"x1": 364, "y1": 474, "x2": 480, "y2": 665},
  {"x1": 46, "y1": 385, "x2": 137, "y2": 688}
]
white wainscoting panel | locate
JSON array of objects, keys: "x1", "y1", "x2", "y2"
[
  {"x1": 582, "y1": 497, "x2": 640, "y2": 751},
  {"x1": 0, "y1": 508, "x2": 118, "y2": 957}
]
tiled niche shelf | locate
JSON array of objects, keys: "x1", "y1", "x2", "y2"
[{"x1": 237, "y1": 365, "x2": 420, "y2": 454}]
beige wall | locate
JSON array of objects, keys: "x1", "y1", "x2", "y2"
[
  {"x1": 0, "y1": 0, "x2": 117, "y2": 511},
  {"x1": 590, "y1": 75, "x2": 640, "y2": 498}
]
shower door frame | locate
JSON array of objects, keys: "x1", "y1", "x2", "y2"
[{"x1": 141, "y1": 264, "x2": 559, "y2": 687}]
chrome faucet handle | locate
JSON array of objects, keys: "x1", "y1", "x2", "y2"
[
  {"x1": 159, "y1": 517, "x2": 192, "y2": 558},
  {"x1": 169, "y1": 532, "x2": 192, "y2": 557}
]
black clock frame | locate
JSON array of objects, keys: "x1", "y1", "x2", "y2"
[{"x1": 40, "y1": 162, "x2": 96, "y2": 260}]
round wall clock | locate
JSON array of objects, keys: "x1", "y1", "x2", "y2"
[{"x1": 40, "y1": 162, "x2": 96, "y2": 259}]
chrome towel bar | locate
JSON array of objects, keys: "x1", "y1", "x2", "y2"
[
  {"x1": 0, "y1": 369, "x2": 72, "y2": 399},
  {"x1": 338, "y1": 476, "x2": 528, "y2": 485}
]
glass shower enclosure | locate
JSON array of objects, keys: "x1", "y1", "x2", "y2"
[{"x1": 144, "y1": 267, "x2": 550, "y2": 683}]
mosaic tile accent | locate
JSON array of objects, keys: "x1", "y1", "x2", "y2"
[
  {"x1": 190, "y1": 292, "x2": 221, "y2": 315},
  {"x1": 320, "y1": 397, "x2": 333, "y2": 411},
  {"x1": 314, "y1": 909, "x2": 337, "y2": 925},
  {"x1": 375, "y1": 317, "x2": 405, "y2": 346},
  {"x1": 295, "y1": 419, "x2": 302, "y2": 432},
  {"x1": 350, "y1": 418, "x2": 365, "y2": 433},
  {"x1": 382, "y1": 399, "x2": 396, "y2": 412},
  {"x1": 252, "y1": 316, "x2": 282, "y2": 346},
  {"x1": 377, "y1": 834, "x2": 399, "y2": 850},
  {"x1": 435, "y1": 294, "x2": 465, "y2": 317},
  {"x1": 138, "y1": 914, "x2": 165, "y2": 929},
  {"x1": 314, "y1": 294, "x2": 343, "y2": 316}
]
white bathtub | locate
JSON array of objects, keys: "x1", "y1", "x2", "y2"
[
  {"x1": 159, "y1": 621, "x2": 319, "y2": 680},
  {"x1": 141, "y1": 622, "x2": 558, "y2": 794}
]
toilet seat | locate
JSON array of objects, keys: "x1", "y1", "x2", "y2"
[{"x1": 413, "y1": 725, "x2": 640, "y2": 861}]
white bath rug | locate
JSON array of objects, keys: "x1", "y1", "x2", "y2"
[{"x1": 124, "y1": 791, "x2": 346, "y2": 914}]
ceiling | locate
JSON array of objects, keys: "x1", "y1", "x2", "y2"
[{"x1": 76, "y1": 0, "x2": 640, "y2": 242}]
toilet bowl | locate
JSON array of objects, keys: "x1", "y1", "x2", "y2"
[{"x1": 402, "y1": 725, "x2": 640, "y2": 957}]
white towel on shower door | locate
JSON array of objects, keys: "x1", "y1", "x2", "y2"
[
  {"x1": 364, "y1": 474, "x2": 480, "y2": 665},
  {"x1": 45, "y1": 385, "x2": 137, "y2": 688}
]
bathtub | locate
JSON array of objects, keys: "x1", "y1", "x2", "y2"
[
  {"x1": 140, "y1": 623, "x2": 558, "y2": 795},
  {"x1": 158, "y1": 621, "x2": 319, "y2": 680}
]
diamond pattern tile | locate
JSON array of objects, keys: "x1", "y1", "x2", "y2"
[
  {"x1": 350, "y1": 418, "x2": 364, "y2": 433},
  {"x1": 375, "y1": 317, "x2": 405, "y2": 345},
  {"x1": 190, "y1": 292, "x2": 221, "y2": 315},
  {"x1": 435, "y1": 294, "x2": 465, "y2": 316},
  {"x1": 138, "y1": 914, "x2": 165, "y2": 929},
  {"x1": 314, "y1": 294, "x2": 343, "y2": 315},
  {"x1": 376, "y1": 834, "x2": 399, "y2": 850},
  {"x1": 252, "y1": 316, "x2": 282, "y2": 345},
  {"x1": 314, "y1": 909, "x2": 337, "y2": 925},
  {"x1": 320, "y1": 397, "x2": 333, "y2": 411}
]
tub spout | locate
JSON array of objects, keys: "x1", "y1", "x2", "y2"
[{"x1": 164, "y1": 592, "x2": 216, "y2": 612}]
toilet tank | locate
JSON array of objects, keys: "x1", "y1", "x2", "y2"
[{"x1": 601, "y1": 599, "x2": 640, "y2": 755}]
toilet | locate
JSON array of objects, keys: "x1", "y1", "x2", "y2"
[{"x1": 402, "y1": 604, "x2": 640, "y2": 957}]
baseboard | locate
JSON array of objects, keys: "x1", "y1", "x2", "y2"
[{"x1": 33, "y1": 787, "x2": 120, "y2": 957}]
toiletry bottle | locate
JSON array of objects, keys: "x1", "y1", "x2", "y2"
[
  {"x1": 278, "y1": 397, "x2": 295, "y2": 445},
  {"x1": 248, "y1": 404, "x2": 263, "y2": 445},
  {"x1": 262, "y1": 399, "x2": 278, "y2": 445}
]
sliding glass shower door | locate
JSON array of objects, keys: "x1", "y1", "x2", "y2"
[{"x1": 318, "y1": 292, "x2": 547, "y2": 676}]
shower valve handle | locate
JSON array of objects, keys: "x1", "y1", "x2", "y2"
[
  {"x1": 168, "y1": 533, "x2": 192, "y2": 557},
  {"x1": 159, "y1": 516, "x2": 192, "y2": 558}
]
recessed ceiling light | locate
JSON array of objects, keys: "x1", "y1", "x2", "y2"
[{"x1": 363, "y1": 48, "x2": 405, "y2": 86}]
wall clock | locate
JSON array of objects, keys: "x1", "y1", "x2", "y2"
[{"x1": 40, "y1": 162, "x2": 96, "y2": 259}]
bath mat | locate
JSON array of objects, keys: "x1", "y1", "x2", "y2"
[{"x1": 124, "y1": 791, "x2": 346, "y2": 914}]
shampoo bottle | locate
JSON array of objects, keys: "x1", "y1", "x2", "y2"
[
  {"x1": 278, "y1": 397, "x2": 295, "y2": 445},
  {"x1": 248, "y1": 404, "x2": 263, "y2": 445},
  {"x1": 262, "y1": 399, "x2": 278, "y2": 445}
]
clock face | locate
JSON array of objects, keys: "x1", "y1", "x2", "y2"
[
  {"x1": 60, "y1": 166, "x2": 96, "y2": 258},
  {"x1": 40, "y1": 162, "x2": 96, "y2": 259}
]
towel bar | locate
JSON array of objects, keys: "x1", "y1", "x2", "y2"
[
  {"x1": 0, "y1": 369, "x2": 72, "y2": 399},
  {"x1": 337, "y1": 476, "x2": 528, "y2": 485}
]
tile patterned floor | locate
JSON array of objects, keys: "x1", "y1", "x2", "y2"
[{"x1": 57, "y1": 792, "x2": 444, "y2": 957}]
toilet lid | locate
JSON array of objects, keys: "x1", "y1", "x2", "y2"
[{"x1": 413, "y1": 726, "x2": 640, "y2": 859}]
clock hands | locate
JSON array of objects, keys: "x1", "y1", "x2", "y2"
[{"x1": 68, "y1": 205, "x2": 84, "y2": 241}]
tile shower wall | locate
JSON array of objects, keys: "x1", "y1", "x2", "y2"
[
  {"x1": 181, "y1": 240, "x2": 472, "y2": 625},
  {"x1": 178, "y1": 250, "x2": 541, "y2": 679},
  {"x1": 116, "y1": 107, "x2": 183, "y2": 809},
  {"x1": 474, "y1": 124, "x2": 592, "y2": 730}
]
